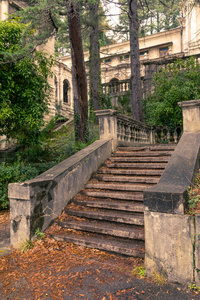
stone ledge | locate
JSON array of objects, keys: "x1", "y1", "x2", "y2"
[
  {"x1": 144, "y1": 132, "x2": 200, "y2": 214},
  {"x1": 8, "y1": 139, "x2": 112, "y2": 247}
]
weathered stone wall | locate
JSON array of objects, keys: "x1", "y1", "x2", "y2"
[
  {"x1": 145, "y1": 211, "x2": 194, "y2": 284},
  {"x1": 8, "y1": 139, "x2": 112, "y2": 247},
  {"x1": 144, "y1": 99, "x2": 200, "y2": 285}
]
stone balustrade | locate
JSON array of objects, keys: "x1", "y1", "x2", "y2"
[
  {"x1": 94, "y1": 109, "x2": 182, "y2": 147},
  {"x1": 154, "y1": 126, "x2": 182, "y2": 143},
  {"x1": 94, "y1": 110, "x2": 155, "y2": 148},
  {"x1": 102, "y1": 80, "x2": 130, "y2": 95}
]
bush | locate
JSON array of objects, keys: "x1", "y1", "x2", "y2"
[
  {"x1": 0, "y1": 162, "x2": 39, "y2": 210},
  {"x1": 143, "y1": 57, "x2": 200, "y2": 129}
]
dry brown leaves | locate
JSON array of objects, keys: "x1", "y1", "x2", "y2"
[{"x1": 0, "y1": 226, "x2": 143, "y2": 300}]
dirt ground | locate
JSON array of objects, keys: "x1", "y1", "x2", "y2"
[{"x1": 0, "y1": 220, "x2": 199, "y2": 300}]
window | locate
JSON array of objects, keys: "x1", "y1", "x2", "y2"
[
  {"x1": 140, "y1": 51, "x2": 148, "y2": 61},
  {"x1": 63, "y1": 79, "x2": 69, "y2": 103},
  {"x1": 55, "y1": 75, "x2": 58, "y2": 99},
  {"x1": 159, "y1": 46, "x2": 169, "y2": 58},
  {"x1": 104, "y1": 58, "x2": 111, "y2": 66},
  {"x1": 120, "y1": 55, "x2": 130, "y2": 63}
]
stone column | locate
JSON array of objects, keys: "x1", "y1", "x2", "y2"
[
  {"x1": 94, "y1": 109, "x2": 118, "y2": 139},
  {"x1": 178, "y1": 99, "x2": 200, "y2": 133}
]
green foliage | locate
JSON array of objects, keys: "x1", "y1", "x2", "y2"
[
  {"x1": 0, "y1": 19, "x2": 53, "y2": 146},
  {"x1": 189, "y1": 283, "x2": 200, "y2": 292},
  {"x1": 143, "y1": 57, "x2": 200, "y2": 129},
  {"x1": 132, "y1": 266, "x2": 145, "y2": 278},
  {"x1": 34, "y1": 228, "x2": 45, "y2": 240},
  {"x1": 116, "y1": 0, "x2": 181, "y2": 41},
  {"x1": 20, "y1": 239, "x2": 34, "y2": 253},
  {"x1": 0, "y1": 162, "x2": 39, "y2": 210},
  {"x1": 116, "y1": 92, "x2": 132, "y2": 116},
  {"x1": 100, "y1": 93, "x2": 113, "y2": 109},
  {"x1": 0, "y1": 118, "x2": 99, "y2": 211}
]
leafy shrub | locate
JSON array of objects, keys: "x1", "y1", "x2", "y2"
[
  {"x1": 0, "y1": 162, "x2": 39, "y2": 210},
  {"x1": 143, "y1": 57, "x2": 200, "y2": 129}
]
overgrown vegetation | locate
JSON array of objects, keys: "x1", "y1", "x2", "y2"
[
  {"x1": 186, "y1": 173, "x2": 200, "y2": 215},
  {"x1": 0, "y1": 117, "x2": 99, "y2": 211},
  {"x1": 0, "y1": 19, "x2": 53, "y2": 146},
  {"x1": 143, "y1": 57, "x2": 200, "y2": 130}
]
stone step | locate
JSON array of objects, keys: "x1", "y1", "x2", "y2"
[
  {"x1": 52, "y1": 232, "x2": 145, "y2": 257},
  {"x1": 113, "y1": 151, "x2": 173, "y2": 157},
  {"x1": 85, "y1": 183, "x2": 149, "y2": 192},
  {"x1": 98, "y1": 168, "x2": 164, "y2": 176},
  {"x1": 57, "y1": 220, "x2": 145, "y2": 240},
  {"x1": 73, "y1": 199, "x2": 144, "y2": 212},
  {"x1": 105, "y1": 162, "x2": 167, "y2": 169},
  {"x1": 94, "y1": 174, "x2": 159, "y2": 184},
  {"x1": 82, "y1": 190, "x2": 143, "y2": 201},
  {"x1": 109, "y1": 156, "x2": 170, "y2": 163},
  {"x1": 65, "y1": 209, "x2": 144, "y2": 225},
  {"x1": 117, "y1": 145, "x2": 176, "y2": 152}
]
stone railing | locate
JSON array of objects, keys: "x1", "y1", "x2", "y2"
[
  {"x1": 154, "y1": 126, "x2": 182, "y2": 143},
  {"x1": 95, "y1": 110, "x2": 154, "y2": 147},
  {"x1": 94, "y1": 109, "x2": 182, "y2": 148},
  {"x1": 102, "y1": 80, "x2": 130, "y2": 95}
]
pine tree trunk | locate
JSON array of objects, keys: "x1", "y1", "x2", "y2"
[
  {"x1": 67, "y1": 2, "x2": 88, "y2": 141},
  {"x1": 129, "y1": 0, "x2": 143, "y2": 121},
  {"x1": 89, "y1": 1, "x2": 101, "y2": 111}
]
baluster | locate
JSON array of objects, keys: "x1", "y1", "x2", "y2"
[
  {"x1": 117, "y1": 121, "x2": 121, "y2": 140},
  {"x1": 126, "y1": 125, "x2": 131, "y2": 142},
  {"x1": 174, "y1": 129, "x2": 178, "y2": 143},
  {"x1": 167, "y1": 129, "x2": 170, "y2": 143}
]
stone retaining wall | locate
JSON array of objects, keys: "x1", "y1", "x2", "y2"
[{"x1": 8, "y1": 139, "x2": 112, "y2": 247}]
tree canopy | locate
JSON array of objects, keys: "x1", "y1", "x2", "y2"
[{"x1": 0, "y1": 19, "x2": 53, "y2": 146}]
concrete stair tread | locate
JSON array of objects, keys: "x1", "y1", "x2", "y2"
[
  {"x1": 113, "y1": 151, "x2": 173, "y2": 157},
  {"x1": 85, "y1": 183, "x2": 150, "y2": 191},
  {"x1": 73, "y1": 198, "x2": 144, "y2": 212},
  {"x1": 57, "y1": 219, "x2": 145, "y2": 240},
  {"x1": 109, "y1": 157, "x2": 170, "y2": 163},
  {"x1": 105, "y1": 162, "x2": 167, "y2": 169},
  {"x1": 82, "y1": 190, "x2": 143, "y2": 201},
  {"x1": 94, "y1": 174, "x2": 159, "y2": 184},
  {"x1": 65, "y1": 208, "x2": 144, "y2": 225},
  {"x1": 52, "y1": 232, "x2": 145, "y2": 257},
  {"x1": 98, "y1": 169, "x2": 164, "y2": 176},
  {"x1": 117, "y1": 145, "x2": 176, "y2": 152}
]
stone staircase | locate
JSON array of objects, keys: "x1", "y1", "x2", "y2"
[{"x1": 52, "y1": 145, "x2": 175, "y2": 258}]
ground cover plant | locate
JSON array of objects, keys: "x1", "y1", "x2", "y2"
[
  {"x1": 0, "y1": 117, "x2": 99, "y2": 211},
  {"x1": 186, "y1": 171, "x2": 200, "y2": 215}
]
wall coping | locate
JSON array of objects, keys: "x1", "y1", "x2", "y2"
[
  {"x1": 144, "y1": 132, "x2": 200, "y2": 214},
  {"x1": 178, "y1": 99, "x2": 200, "y2": 108}
]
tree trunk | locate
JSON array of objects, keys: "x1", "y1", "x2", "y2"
[
  {"x1": 67, "y1": 2, "x2": 88, "y2": 141},
  {"x1": 128, "y1": 0, "x2": 143, "y2": 121},
  {"x1": 89, "y1": 1, "x2": 101, "y2": 112}
]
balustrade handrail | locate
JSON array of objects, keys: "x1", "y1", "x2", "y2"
[{"x1": 95, "y1": 109, "x2": 182, "y2": 145}]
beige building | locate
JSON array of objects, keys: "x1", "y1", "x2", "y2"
[
  {"x1": 1, "y1": 0, "x2": 200, "y2": 122},
  {"x1": 62, "y1": 0, "x2": 200, "y2": 97}
]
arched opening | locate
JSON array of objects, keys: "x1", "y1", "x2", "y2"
[
  {"x1": 63, "y1": 79, "x2": 70, "y2": 103},
  {"x1": 109, "y1": 78, "x2": 119, "y2": 93},
  {"x1": 55, "y1": 75, "x2": 58, "y2": 99}
]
